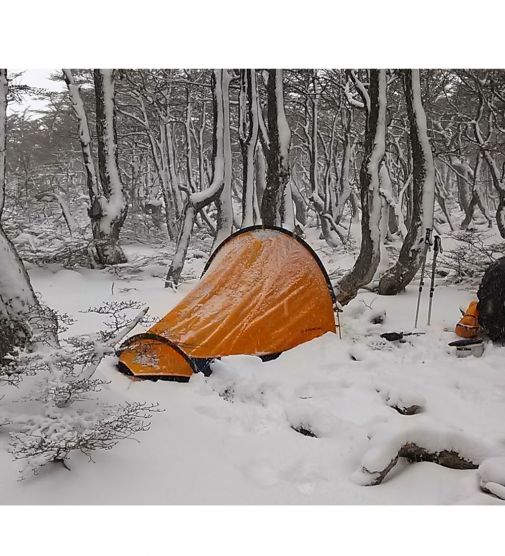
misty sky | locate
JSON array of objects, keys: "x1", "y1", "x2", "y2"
[{"x1": 8, "y1": 69, "x2": 64, "y2": 117}]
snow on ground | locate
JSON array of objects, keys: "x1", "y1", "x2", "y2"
[{"x1": 1, "y1": 233, "x2": 505, "y2": 504}]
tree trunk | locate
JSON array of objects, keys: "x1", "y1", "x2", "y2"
[
  {"x1": 378, "y1": 69, "x2": 435, "y2": 296},
  {"x1": 291, "y1": 179, "x2": 307, "y2": 226},
  {"x1": 260, "y1": 69, "x2": 291, "y2": 226},
  {"x1": 211, "y1": 71, "x2": 234, "y2": 250},
  {"x1": 63, "y1": 69, "x2": 128, "y2": 265},
  {"x1": 0, "y1": 71, "x2": 58, "y2": 361},
  {"x1": 335, "y1": 109, "x2": 353, "y2": 224},
  {"x1": 336, "y1": 70, "x2": 387, "y2": 305},
  {"x1": 308, "y1": 71, "x2": 341, "y2": 247},
  {"x1": 460, "y1": 153, "x2": 492, "y2": 229},
  {"x1": 282, "y1": 181, "x2": 295, "y2": 231},
  {"x1": 0, "y1": 69, "x2": 6, "y2": 218},
  {"x1": 255, "y1": 144, "x2": 266, "y2": 218},
  {"x1": 165, "y1": 70, "x2": 230, "y2": 287},
  {"x1": 161, "y1": 119, "x2": 183, "y2": 219},
  {"x1": 147, "y1": 130, "x2": 178, "y2": 240},
  {"x1": 375, "y1": 163, "x2": 391, "y2": 278},
  {"x1": 239, "y1": 70, "x2": 260, "y2": 228},
  {"x1": 92, "y1": 69, "x2": 128, "y2": 264}
]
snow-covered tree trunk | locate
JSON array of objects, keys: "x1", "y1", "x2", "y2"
[
  {"x1": 282, "y1": 181, "x2": 295, "y2": 231},
  {"x1": 0, "y1": 230, "x2": 59, "y2": 359},
  {"x1": 453, "y1": 159, "x2": 473, "y2": 215},
  {"x1": 308, "y1": 72, "x2": 341, "y2": 247},
  {"x1": 239, "y1": 69, "x2": 260, "y2": 228},
  {"x1": 144, "y1": 158, "x2": 163, "y2": 229},
  {"x1": 185, "y1": 88, "x2": 196, "y2": 194},
  {"x1": 448, "y1": 154, "x2": 490, "y2": 228},
  {"x1": 460, "y1": 153, "x2": 492, "y2": 229},
  {"x1": 92, "y1": 69, "x2": 128, "y2": 264},
  {"x1": 260, "y1": 70, "x2": 291, "y2": 226},
  {"x1": 334, "y1": 108, "x2": 353, "y2": 224},
  {"x1": 0, "y1": 69, "x2": 6, "y2": 218},
  {"x1": 165, "y1": 70, "x2": 230, "y2": 287},
  {"x1": 62, "y1": 70, "x2": 100, "y2": 207},
  {"x1": 147, "y1": 129, "x2": 178, "y2": 239},
  {"x1": 254, "y1": 144, "x2": 266, "y2": 220},
  {"x1": 0, "y1": 71, "x2": 58, "y2": 361},
  {"x1": 336, "y1": 70, "x2": 387, "y2": 305},
  {"x1": 375, "y1": 163, "x2": 392, "y2": 278},
  {"x1": 161, "y1": 118, "x2": 183, "y2": 219},
  {"x1": 379, "y1": 155, "x2": 405, "y2": 237},
  {"x1": 63, "y1": 69, "x2": 128, "y2": 265},
  {"x1": 378, "y1": 69, "x2": 435, "y2": 296},
  {"x1": 434, "y1": 170, "x2": 455, "y2": 232},
  {"x1": 483, "y1": 160, "x2": 505, "y2": 238},
  {"x1": 291, "y1": 178, "x2": 307, "y2": 227},
  {"x1": 211, "y1": 70, "x2": 234, "y2": 250}
]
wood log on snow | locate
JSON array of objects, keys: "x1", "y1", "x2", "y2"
[
  {"x1": 361, "y1": 443, "x2": 478, "y2": 487},
  {"x1": 354, "y1": 426, "x2": 502, "y2": 487}
]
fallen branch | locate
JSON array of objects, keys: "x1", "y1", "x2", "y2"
[
  {"x1": 79, "y1": 306, "x2": 148, "y2": 381},
  {"x1": 354, "y1": 426, "x2": 502, "y2": 486}
]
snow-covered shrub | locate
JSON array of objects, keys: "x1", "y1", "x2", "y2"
[
  {"x1": 2, "y1": 203, "x2": 94, "y2": 269},
  {"x1": 10, "y1": 402, "x2": 160, "y2": 476},
  {"x1": 2, "y1": 300, "x2": 161, "y2": 477},
  {"x1": 439, "y1": 231, "x2": 505, "y2": 286}
]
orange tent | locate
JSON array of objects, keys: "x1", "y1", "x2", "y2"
[{"x1": 117, "y1": 226, "x2": 337, "y2": 381}]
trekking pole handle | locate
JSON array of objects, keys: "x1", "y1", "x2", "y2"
[{"x1": 433, "y1": 235, "x2": 442, "y2": 254}]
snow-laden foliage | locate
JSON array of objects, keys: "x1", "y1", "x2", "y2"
[
  {"x1": 1, "y1": 300, "x2": 161, "y2": 477},
  {"x1": 10, "y1": 402, "x2": 160, "y2": 477},
  {"x1": 438, "y1": 231, "x2": 505, "y2": 286}
]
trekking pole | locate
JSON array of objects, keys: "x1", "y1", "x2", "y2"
[
  {"x1": 427, "y1": 235, "x2": 442, "y2": 326},
  {"x1": 414, "y1": 228, "x2": 433, "y2": 329}
]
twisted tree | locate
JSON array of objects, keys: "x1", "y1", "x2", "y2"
[
  {"x1": 378, "y1": 69, "x2": 435, "y2": 295},
  {"x1": 165, "y1": 70, "x2": 233, "y2": 287},
  {"x1": 336, "y1": 69, "x2": 387, "y2": 305},
  {"x1": 63, "y1": 69, "x2": 128, "y2": 265}
]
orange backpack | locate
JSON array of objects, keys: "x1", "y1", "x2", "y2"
[{"x1": 455, "y1": 300, "x2": 480, "y2": 339}]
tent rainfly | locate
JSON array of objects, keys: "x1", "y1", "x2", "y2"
[{"x1": 117, "y1": 226, "x2": 337, "y2": 381}]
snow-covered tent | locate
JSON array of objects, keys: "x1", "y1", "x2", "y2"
[{"x1": 117, "y1": 226, "x2": 337, "y2": 381}]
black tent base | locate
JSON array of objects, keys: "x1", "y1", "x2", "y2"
[
  {"x1": 116, "y1": 361, "x2": 191, "y2": 383},
  {"x1": 448, "y1": 338, "x2": 483, "y2": 347},
  {"x1": 448, "y1": 338, "x2": 485, "y2": 358},
  {"x1": 116, "y1": 351, "x2": 282, "y2": 382}
]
